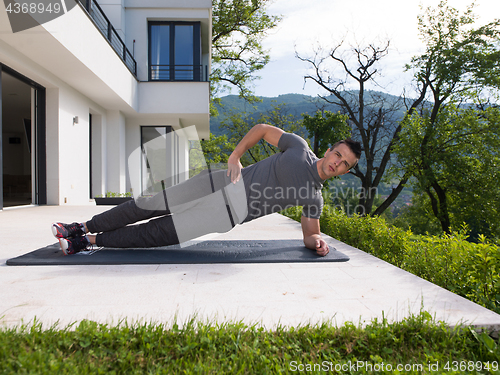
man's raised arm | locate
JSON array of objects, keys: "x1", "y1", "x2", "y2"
[{"x1": 227, "y1": 124, "x2": 284, "y2": 183}]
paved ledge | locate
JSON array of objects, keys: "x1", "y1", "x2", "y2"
[{"x1": 1, "y1": 205, "x2": 500, "y2": 332}]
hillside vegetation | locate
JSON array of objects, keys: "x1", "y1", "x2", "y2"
[{"x1": 210, "y1": 92, "x2": 406, "y2": 137}]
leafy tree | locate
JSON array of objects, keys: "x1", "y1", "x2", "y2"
[
  {"x1": 200, "y1": 134, "x2": 235, "y2": 167},
  {"x1": 405, "y1": 0, "x2": 500, "y2": 106},
  {"x1": 393, "y1": 0, "x2": 500, "y2": 234},
  {"x1": 302, "y1": 110, "x2": 351, "y2": 157},
  {"x1": 220, "y1": 111, "x2": 264, "y2": 166},
  {"x1": 391, "y1": 192, "x2": 443, "y2": 236},
  {"x1": 296, "y1": 41, "x2": 405, "y2": 216},
  {"x1": 394, "y1": 105, "x2": 500, "y2": 239},
  {"x1": 211, "y1": 0, "x2": 280, "y2": 107}
]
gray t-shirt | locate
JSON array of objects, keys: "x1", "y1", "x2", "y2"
[{"x1": 241, "y1": 132, "x2": 325, "y2": 222}]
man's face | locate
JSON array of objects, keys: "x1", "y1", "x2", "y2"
[{"x1": 320, "y1": 143, "x2": 358, "y2": 180}]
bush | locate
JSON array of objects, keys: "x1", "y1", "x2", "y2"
[
  {"x1": 282, "y1": 206, "x2": 411, "y2": 267},
  {"x1": 281, "y1": 207, "x2": 500, "y2": 314},
  {"x1": 403, "y1": 231, "x2": 500, "y2": 313}
]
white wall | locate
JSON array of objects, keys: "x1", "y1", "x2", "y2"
[
  {"x1": 98, "y1": 0, "x2": 126, "y2": 41},
  {"x1": 52, "y1": 85, "x2": 108, "y2": 205},
  {"x1": 125, "y1": 0, "x2": 212, "y2": 9},
  {"x1": 178, "y1": 136, "x2": 190, "y2": 183},
  {"x1": 105, "y1": 110, "x2": 127, "y2": 195},
  {"x1": 45, "y1": 88, "x2": 60, "y2": 205},
  {"x1": 138, "y1": 81, "x2": 210, "y2": 117},
  {"x1": 38, "y1": 79, "x2": 109, "y2": 206},
  {"x1": 90, "y1": 112, "x2": 106, "y2": 198}
]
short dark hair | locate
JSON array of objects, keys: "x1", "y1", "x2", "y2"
[{"x1": 331, "y1": 138, "x2": 362, "y2": 168}]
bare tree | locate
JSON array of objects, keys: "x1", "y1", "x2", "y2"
[{"x1": 296, "y1": 41, "x2": 406, "y2": 216}]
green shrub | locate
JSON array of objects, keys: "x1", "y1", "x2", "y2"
[
  {"x1": 282, "y1": 206, "x2": 411, "y2": 267},
  {"x1": 403, "y1": 231, "x2": 500, "y2": 313},
  {"x1": 281, "y1": 207, "x2": 500, "y2": 314}
]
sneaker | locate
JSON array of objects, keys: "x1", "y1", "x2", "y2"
[
  {"x1": 59, "y1": 236, "x2": 92, "y2": 255},
  {"x1": 52, "y1": 222, "x2": 86, "y2": 239}
]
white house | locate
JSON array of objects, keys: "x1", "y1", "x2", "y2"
[{"x1": 0, "y1": 0, "x2": 212, "y2": 209}]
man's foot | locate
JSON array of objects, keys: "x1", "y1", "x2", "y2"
[
  {"x1": 52, "y1": 222, "x2": 86, "y2": 239},
  {"x1": 59, "y1": 236, "x2": 92, "y2": 255}
]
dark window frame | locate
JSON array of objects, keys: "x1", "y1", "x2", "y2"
[
  {"x1": 140, "y1": 126, "x2": 179, "y2": 196},
  {"x1": 0, "y1": 64, "x2": 46, "y2": 209},
  {"x1": 148, "y1": 21, "x2": 202, "y2": 82}
]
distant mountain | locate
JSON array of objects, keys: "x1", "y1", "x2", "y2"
[
  {"x1": 210, "y1": 91, "x2": 410, "y2": 175},
  {"x1": 210, "y1": 91, "x2": 406, "y2": 136},
  {"x1": 210, "y1": 94, "x2": 326, "y2": 136}
]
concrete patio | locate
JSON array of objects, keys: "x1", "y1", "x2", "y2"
[{"x1": 1, "y1": 204, "x2": 500, "y2": 332}]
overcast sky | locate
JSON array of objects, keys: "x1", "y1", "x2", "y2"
[{"x1": 246, "y1": 0, "x2": 500, "y2": 98}]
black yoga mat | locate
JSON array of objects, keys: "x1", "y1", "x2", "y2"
[{"x1": 6, "y1": 240, "x2": 349, "y2": 266}]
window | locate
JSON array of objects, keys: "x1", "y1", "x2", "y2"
[
  {"x1": 140, "y1": 126, "x2": 179, "y2": 195},
  {"x1": 149, "y1": 22, "x2": 202, "y2": 81}
]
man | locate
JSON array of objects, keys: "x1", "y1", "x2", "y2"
[{"x1": 52, "y1": 124, "x2": 361, "y2": 256}]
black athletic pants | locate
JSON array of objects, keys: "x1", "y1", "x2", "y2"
[{"x1": 86, "y1": 169, "x2": 243, "y2": 248}]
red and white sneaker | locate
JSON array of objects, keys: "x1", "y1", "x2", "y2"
[
  {"x1": 52, "y1": 222, "x2": 86, "y2": 239},
  {"x1": 59, "y1": 236, "x2": 92, "y2": 255}
]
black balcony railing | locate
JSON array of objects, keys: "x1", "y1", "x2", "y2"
[
  {"x1": 77, "y1": 0, "x2": 137, "y2": 77},
  {"x1": 149, "y1": 64, "x2": 208, "y2": 82}
]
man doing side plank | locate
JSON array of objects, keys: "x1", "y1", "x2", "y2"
[{"x1": 52, "y1": 124, "x2": 361, "y2": 256}]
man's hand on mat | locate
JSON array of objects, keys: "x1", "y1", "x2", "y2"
[
  {"x1": 227, "y1": 155, "x2": 243, "y2": 184},
  {"x1": 315, "y1": 239, "x2": 329, "y2": 257}
]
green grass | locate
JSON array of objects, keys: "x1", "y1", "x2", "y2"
[{"x1": 1, "y1": 311, "x2": 499, "y2": 374}]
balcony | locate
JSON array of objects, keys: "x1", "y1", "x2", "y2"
[
  {"x1": 149, "y1": 64, "x2": 209, "y2": 82},
  {"x1": 76, "y1": 0, "x2": 137, "y2": 77}
]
